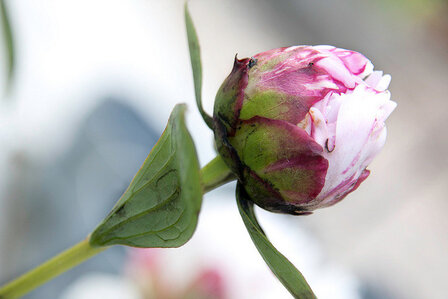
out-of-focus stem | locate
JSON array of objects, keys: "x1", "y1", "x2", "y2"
[{"x1": 0, "y1": 238, "x2": 106, "y2": 299}]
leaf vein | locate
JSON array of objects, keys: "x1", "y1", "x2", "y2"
[
  {"x1": 102, "y1": 209, "x2": 186, "y2": 244},
  {"x1": 99, "y1": 187, "x2": 180, "y2": 238},
  {"x1": 132, "y1": 151, "x2": 176, "y2": 194}
]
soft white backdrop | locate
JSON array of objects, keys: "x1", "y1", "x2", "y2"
[{"x1": 1, "y1": 0, "x2": 447, "y2": 298}]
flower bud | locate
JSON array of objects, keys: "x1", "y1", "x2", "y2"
[{"x1": 213, "y1": 46, "x2": 396, "y2": 214}]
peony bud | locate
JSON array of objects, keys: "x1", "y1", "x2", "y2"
[{"x1": 213, "y1": 45, "x2": 396, "y2": 214}]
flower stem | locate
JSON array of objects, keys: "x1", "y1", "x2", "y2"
[
  {"x1": 200, "y1": 155, "x2": 236, "y2": 193},
  {"x1": 0, "y1": 238, "x2": 106, "y2": 299},
  {"x1": 0, "y1": 155, "x2": 235, "y2": 299}
]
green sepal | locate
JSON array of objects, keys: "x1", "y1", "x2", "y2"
[
  {"x1": 236, "y1": 183, "x2": 316, "y2": 298},
  {"x1": 239, "y1": 90, "x2": 297, "y2": 123},
  {"x1": 184, "y1": 1, "x2": 213, "y2": 129},
  {"x1": 90, "y1": 104, "x2": 203, "y2": 248}
]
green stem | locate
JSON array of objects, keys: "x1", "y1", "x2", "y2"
[
  {"x1": 200, "y1": 155, "x2": 236, "y2": 193},
  {"x1": 0, "y1": 155, "x2": 235, "y2": 299},
  {"x1": 0, "y1": 238, "x2": 106, "y2": 299}
]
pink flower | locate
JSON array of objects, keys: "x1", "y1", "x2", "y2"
[
  {"x1": 126, "y1": 248, "x2": 227, "y2": 298},
  {"x1": 213, "y1": 45, "x2": 396, "y2": 214}
]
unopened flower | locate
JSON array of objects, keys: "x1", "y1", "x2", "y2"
[{"x1": 213, "y1": 45, "x2": 396, "y2": 214}]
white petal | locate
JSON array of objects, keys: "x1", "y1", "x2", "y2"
[
  {"x1": 376, "y1": 74, "x2": 391, "y2": 91},
  {"x1": 318, "y1": 86, "x2": 386, "y2": 197},
  {"x1": 303, "y1": 78, "x2": 338, "y2": 91},
  {"x1": 325, "y1": 92, "x2": 343, "y2": 124},
  {"x1": 379, "y1": 96, "x2": 397, "y2": 121},
  {"x1": 362, "y1": 126, "x2": 388, "y2": 168},
  {"x1": 364, "y1": 71, "x2": 383, "y2": 88},
  {"x1": 334, "y1": 88, "x2": 378, "y2": 172},
  {"x1": 359, "y1": 60, "x2": 374, "y2": 79},
  {"x1": 309, "y1": 107, "x2": 328, "y2": 147},
  {"x1": 316, "y1": 56, "x2": 356, "y2": 89},
  {"x1": 314, "y1": 45, "x2": 335, "y2": 51}
]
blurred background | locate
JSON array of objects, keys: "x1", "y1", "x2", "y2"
[{"x1": 0, "y1": 0, "x2": 447, "y2": 298}]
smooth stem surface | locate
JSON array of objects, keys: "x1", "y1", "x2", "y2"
[
  {"x1": 0, "y1": 155, "x2": 235, "y2": 299},
  {"x1": 0, "y1": 238, "x2": 106, "y2": 299},
  {"x1": 200, "y1": 155, "x2": 236, "y2": 193}
]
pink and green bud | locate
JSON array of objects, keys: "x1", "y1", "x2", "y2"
[{"x1": 213, "y1": 45, "x2": 396, "y2": 214}]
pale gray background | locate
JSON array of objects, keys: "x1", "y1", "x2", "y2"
[{"x1": 0, "y1": 0, "x2": 446, "y2": 298}]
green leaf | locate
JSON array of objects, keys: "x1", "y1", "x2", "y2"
[
  {"x1": 236, "y1": 183, "x2": 316, "y2": 299},
  {"x1": 90, "y1": 104, "x2": 203, "y2": 248},
  {"x1": 0, "y1": 0, "x2": 15, "y2": 94},
  {"x1": 184, "y1": 1, "x2": 213, "y2": 129}
]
